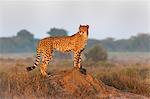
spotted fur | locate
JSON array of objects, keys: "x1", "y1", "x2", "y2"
[{"x1": 26, "y1": 25, "x2": 89, "y2": 76}]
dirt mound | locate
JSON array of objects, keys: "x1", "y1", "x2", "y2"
[{"x1": 45, "y1": 68, "x2": 147, "y2": 98}]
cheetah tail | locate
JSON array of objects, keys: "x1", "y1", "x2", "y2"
[{"x1": 26, "y1": 47, "x2": 41, "y2": 72}]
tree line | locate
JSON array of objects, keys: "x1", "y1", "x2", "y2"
[
  {"x1": 0, "y1": 28, "x2": 149, "y2": 53},
  {"x1": 99, "y1": 33, "x2": 150, "y2": 52}
]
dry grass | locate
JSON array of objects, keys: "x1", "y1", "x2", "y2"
[
  {"x1": 87, "y1": 61, "x2": 150, "y2": 97},
  {"x1": 0, "y1": 68, "x2": 74, "y2": 98},
  {"x1": 0, "y1": 57, "x2": 150, "y2": 98}
]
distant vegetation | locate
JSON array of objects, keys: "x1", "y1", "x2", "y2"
[
  {"x1": 100, "y1": 34, "x2": 150, "y2": 52},
  {"x1": 47, "y1": 27, "x2": 68, "y2": 36},
  {"x1": 84, "y1": 45, "x2": 108, "y2": 62},
  {"x1": 0, "y1": 28, "x2": 149, "y2": 53},
  {"x1": 0, "y1": 30, "x2": 38, "y2": 53}
]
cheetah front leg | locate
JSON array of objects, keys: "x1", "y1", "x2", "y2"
[
  {"x1": 73, "y1": 50, "x2": 82, "y2": 69},
  {"x1": 74, "y1": 49, "x2": 86, "y2": 74}
]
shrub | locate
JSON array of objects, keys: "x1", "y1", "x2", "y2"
[{"x1": 84, "y1": 45, "x2": 108, "y2": 62}]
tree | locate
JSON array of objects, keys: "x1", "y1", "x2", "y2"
[
  {"x1": 100, "y1": 37, "x2": 115, "y2": 51},
  {"x1": 84, "y1": 45, "x2": 108, "y2": 62},
  {"x1": 17, "y1": 29, "x2": 34, "y2": 40},
  {"x1": 129, "y1": 33, "x2": 150, "y2": 52},
  {"x1": 15, "y1": 29, "x2": 35, "y2": 52},
  {"x1": 0, "y1": 29, "x2": 36, "y2": 53},
  {"x1": 47, "y1": 28, "x2": 68, "y2": 36}
]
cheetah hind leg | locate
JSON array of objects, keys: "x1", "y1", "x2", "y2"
[
  {"x1": 79, "y1": 65, "x2": 86, "y2": 75},
  {"x1": 40, "y1": 50, "x2": 52, "y2": 77}
]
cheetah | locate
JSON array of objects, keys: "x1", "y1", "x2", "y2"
[{"x1": 26, "y1": 25, "x2": 89, "y2": 76}]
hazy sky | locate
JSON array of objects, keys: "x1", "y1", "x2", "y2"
[{"x1": 0, "y1": 0, "x2": 150, "y2": 40}]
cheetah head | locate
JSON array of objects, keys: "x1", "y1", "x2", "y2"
[{"x1": 79, "y1": 25, "x2": 89, "y2": 38}]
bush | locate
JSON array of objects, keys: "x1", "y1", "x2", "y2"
[{"x1": 84, "y1": 45, "x2": 108, "y2": 62}]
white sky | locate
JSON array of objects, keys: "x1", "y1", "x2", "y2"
[{"x1": 0, "y1": 0, "x2": 150, "y2": 40}]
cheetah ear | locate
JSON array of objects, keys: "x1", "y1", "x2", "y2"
[
  {"x1": 87, "y1": 25, "x2": 89, "y2": 29},
  {"x1": 79, "y1": 25, "x2": 81, "y2": 29}
]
